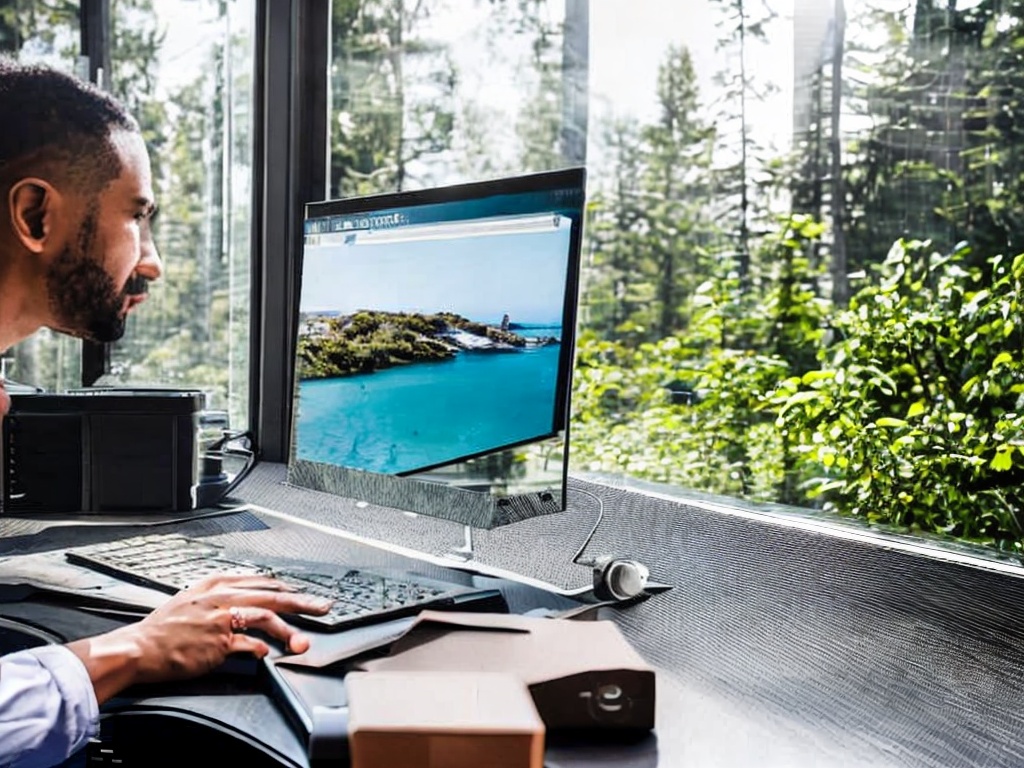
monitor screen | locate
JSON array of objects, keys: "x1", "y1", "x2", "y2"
[{"x1": 292, "y1": 169, "x2": 586, "y2": 489}]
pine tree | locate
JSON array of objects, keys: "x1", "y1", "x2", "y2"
[{"x1": 330, "y1": 0, "x2": 457, "y2": 196}]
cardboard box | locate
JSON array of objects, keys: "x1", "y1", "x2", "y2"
[
  {"x1": 357, "y1": 612, "x2": 656, "y2": 731},
  {"x1": 346, "y1": 671, "x2": 544, "y2": 768}
]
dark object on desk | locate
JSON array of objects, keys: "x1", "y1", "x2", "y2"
[
  {"x1": 309, "y1": 705, "x2": 351, "y2": 767},
  {"x1": 345, "y1": 671, "x2": 545, "y2": 768},
  {"x1": 64, "y1": 532, "x2": 507, "y2": 631},
  {"x1": 0, "y1": 614, "x2": 62, "y2": 653},
  {"x1": 359, "y1": 611, "x2": 656, "y2": 733},
  {"x1": 2, "y1": 389, "x2": 209, "y2": 514},
  {"x1": 591, "y1": 556, "x2": 650, "y2": 602},
  {"x1": 85, "y1": 705, "x2": 295, "y2": 768}
]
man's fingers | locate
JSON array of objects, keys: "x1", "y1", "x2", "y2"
[
  {"x1": 228, "y1": 632, "x2": 270, "y2": 658},
  {"x1": 184, "y1": 575, "x2": 329, "y2": 613},
  {"x1": 233, "y1": 607, "x2": 312, "y2": 654},
  {"x1": 189, "y1": 573, "x2": 288, "y2": 592},
  {"x1": 218, "y1": 587, "x2": 333, "y2": 615}
]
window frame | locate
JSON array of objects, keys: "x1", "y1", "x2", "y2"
[
  {"x1": 249, "y1": 0, "x2": 330, "y2": 462},
  {"x1": 69, "y1": 0, "x2": 328, "y2": 459},
  {"x1": 79, "y1": 0, "x2": 111, "y2": 386}
]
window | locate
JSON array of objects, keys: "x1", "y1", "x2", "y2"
[
  {"x1": 328, "y1": 0, "x2": 583, "y2": 198},
  {"x1": 99, "y1": 0, "x2": 256, "y2": 431},
  {"x1": 0, "y1": 0, "x2": 255, "y2": 433},
  {"x1": 326, "y1": 0, "x2": 1024, "y2": 560}
]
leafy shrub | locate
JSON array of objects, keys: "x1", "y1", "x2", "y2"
[
  {"x1": 771, "y1": 240, "x2": 1024, "y2": 550},
  {"x1": 572, "y1": 234, "x2": 1024, "y2": 554}
]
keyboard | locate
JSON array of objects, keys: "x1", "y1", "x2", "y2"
[{"x1": 65, "y1": 533, "x2": 505, "y2": 631}]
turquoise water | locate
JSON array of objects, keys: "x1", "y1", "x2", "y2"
[{"x1": 296, "y1": 339, "x2": 562, "y2": 474}]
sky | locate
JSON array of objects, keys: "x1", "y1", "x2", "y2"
[
  {"x1": 148, "y1": 0, "x2": 812, "y2": 172},
  {"x1": 420, "y1": 0, "x2": 736, "y2": 124},
  {"x1": 301, "y1": 223, "x2": 573, "y2": 325},
  {"x1": 148, "y1": 0, "x2": 957, "y2": 162},
  {"x1": 156, "y1": 1, "x2": 248, "y2": 96}
]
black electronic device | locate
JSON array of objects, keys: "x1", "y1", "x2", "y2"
[
  {"x1": 64, "y1": 533, "x2": 507, "y2": 631},
  {"x1": 1, "y1": 389, "x2": 220, "y2": 514},
  {"x1": 289, "y1": 168, "x2": 587, "y2": 529},
  {"x1": 592, "y1": 556, "x2": 651, "y2": 603}
]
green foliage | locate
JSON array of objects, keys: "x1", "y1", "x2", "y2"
[
  {"x1": 514, "y1": 2, "x2": 563, "y2": 172},
  {"x1": 571, "y1": 331, "x2": 790, "y2": 499},
  {"x1": 0, "y1": 0, "x2": 77, "y2": 59},
  {"x1": 771, "y1": 240, "x2": 1024, "y2": 550},
  {"x1": 584, "y1": 47, "x2": 720, "y2": 345},
  {"x1": 577, "y1": 218, "x2": 1024, "y2": 552},
  {"x1": 573, "y1": 214, "x2": 825, "y2": 503},
  {"x1": 330, "y1": 0, "x2": 457, "y2": 196}
]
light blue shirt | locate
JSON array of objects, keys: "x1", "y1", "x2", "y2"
[{"x1": 0, "y1": 645, "x2": 98, "y2": 768}]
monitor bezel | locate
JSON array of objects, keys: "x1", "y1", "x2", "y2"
[{"x1": 295, "y1": 167, "x2": 587, "y2": 481}]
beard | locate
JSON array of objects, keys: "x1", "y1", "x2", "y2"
[{"x1": 45, "y1": 214, "x2": 148, "y2": 343}]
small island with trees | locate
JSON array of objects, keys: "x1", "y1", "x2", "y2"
[{"x1": 297, "y1": 310, "x2": 559, "y2": 380}]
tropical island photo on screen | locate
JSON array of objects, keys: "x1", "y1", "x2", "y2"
[{"x1": 297, "y1": 309, "x2": 558, "y2": 380}]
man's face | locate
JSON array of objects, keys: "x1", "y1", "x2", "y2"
[{"x1": 46, "y1": 130, "x2": 162, "y2": 343}]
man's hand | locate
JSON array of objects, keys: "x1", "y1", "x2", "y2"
[{"x1": 67, "y1": 574, "x2": 332, "y2": 703}]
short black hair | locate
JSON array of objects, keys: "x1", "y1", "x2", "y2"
[{"x1": 0, "y1": 57, "x2": 138, "y2": 197}]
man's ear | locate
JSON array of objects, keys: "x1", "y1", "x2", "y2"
[{"x1": 8, "y1": 177, "x2": 59, "y2": 254}]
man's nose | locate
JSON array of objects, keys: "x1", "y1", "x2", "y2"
[{"x1": 137, "y1": 237, "x2": 163, "y2": 282}]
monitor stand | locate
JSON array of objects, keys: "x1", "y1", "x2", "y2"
[
  {"x1": 288, "y1": 437, "x2": 568, "y2": 530},
  {"x1": 444, "y1": 524, "x2": 476, "y2": 562}
]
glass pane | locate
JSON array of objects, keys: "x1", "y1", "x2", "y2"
[
  {"x1": 577, "y1": 0, "x2": 1024, "y2": 560},
  {"x1": 100, "y1": 0, "x2": 255, "y2": 431},
  {"x1": 575, "y1": 0, "x2": 795, "y2": 497},
  {"x1": 0, "y1": 0, "x2": 82, "y2": 392},
  {"x1": 329, "y1": 0, "x2": 578, "y2": 197},
  {"x1": 328, "y1": 0, "x2": 1024, "y2": 559}
]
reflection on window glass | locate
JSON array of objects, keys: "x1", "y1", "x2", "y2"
[
  {"x1": 101, "y1": 0, "x2": 254, "y2": 431},
  {"x1": 329, "y1": 0, "x2": 578, "y2": 197},
  {"x1": 330, "y1": 0, "x2": 1024, "y2": 558},
  {"x1": 0, "y1": 1, "x2": 82, "y2": 392}
]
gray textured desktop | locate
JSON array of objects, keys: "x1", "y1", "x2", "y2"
[{"x1": 3, "y1": 470, "x2": 1024, "y2": 767}]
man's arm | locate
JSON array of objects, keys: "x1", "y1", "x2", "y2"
[
  {"x1": 0, "y1": 575, "x2": 331, "y2": 768},
  {"x1": 65, "y1": 574, "x2": 331, "y2": 704},
  {"x1": 0, "y1": 645, "x2": 99, "y2": 768}
]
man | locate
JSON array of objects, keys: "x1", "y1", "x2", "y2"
[{"x1": 0, "y1": 59, "x2": 330, "y2": 768}]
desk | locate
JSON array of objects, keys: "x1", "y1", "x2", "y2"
[
  {"x1": 4, "y1": 465, "x2": 1024, "y2": 766},
  {"x1": 0, "y1": 508, "x2": 649, "y2": 767}
]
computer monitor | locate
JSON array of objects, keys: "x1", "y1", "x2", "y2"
[{"x1": 287, "y1": 168, "x2": 586, "y2": 529}]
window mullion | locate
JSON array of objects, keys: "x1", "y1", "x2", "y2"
[
  {"x1": 251, "y1": 0, "x2": 329, "y2": 462},
  {"x1": 79, "y1": 0, "x2": 112, "y2": 387}
]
